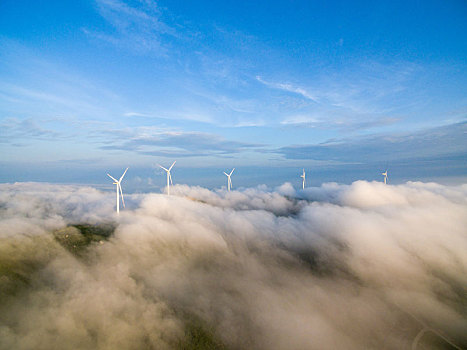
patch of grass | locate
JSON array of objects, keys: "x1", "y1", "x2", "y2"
[
  {"x1": 53, "y1": 223, "x2": 115, "y2": 256},
  {"x1": 72, "y1": 223, "x2": 115, "y2": 240},
  {"x1": 178, "y1": 318, "x2": 227, "y2": 350}
]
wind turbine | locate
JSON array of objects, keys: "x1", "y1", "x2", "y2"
[
  {"x1": 382, "y1": 169, "x2": 388, "y2": 184},
  {"x1": 159, "y1": 161, "x2": 176, "y2": 195},
  {"x1": 300, "y1": 169, "x2": 306, "y2": 189},
  {"x1": 107, "y1": 167, "x2": 128, "y2": 214},
  {"x1": 223, "y1": 168, "x2": 235, "y2": 192}
]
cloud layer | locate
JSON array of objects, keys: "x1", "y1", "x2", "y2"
[
  {"x1": 277, "y1": 121, "x2": 467, "y2": 162},
  {"x1": 0, "y1": 181, "x2": 466, "y2": 349},
  {"x1": 100, "y1": 130, "x2": 263, "y2": 157}
]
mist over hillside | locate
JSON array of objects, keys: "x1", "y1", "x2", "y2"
[{"x1": 0, "y1": 181, "x2": 466, "y2": 349}]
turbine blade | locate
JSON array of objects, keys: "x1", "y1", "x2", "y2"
[
  {"x1": 223, "y1": 172, "x2": 228, "y2": 176},
  {"x1": 107, "y1": 174, "x2": 118, "y2": 182},
  {"x1": 169, "y1": 173, "x2": 173, "y2": 185},
  {"x1": 229, "y1": 168, "x2": 235, "y2": 176},
  {"x1": 119, "y1": 183, "x2": 125, "y2": 208},
  {"x1": 119, "y1": 167, "x2": 129, "y2": 181},
  {"x1": 169, "y1": 161, "x2": 176, "y2": 171}
]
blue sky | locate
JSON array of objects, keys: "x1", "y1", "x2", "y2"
[{"x1": 0, "y1": 0, "x2": 466, "y2": 190}]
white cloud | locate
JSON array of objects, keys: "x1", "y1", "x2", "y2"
[
  {"x1": 88, "y1": 0, "x2": 178, "y2": 55},
  {"x1": 0, "y1": 181, "x2": 466, "y2": 349},
  {"x1": 256, "y1": 75, "x2": 319, "y2": 102},
  {"x1": 123, "y1": 112, "x2": 151, "y2": 117}
]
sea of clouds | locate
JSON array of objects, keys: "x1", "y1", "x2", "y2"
[{"x1": 0, "y1": 181, "x2": 466, "y2": 349}]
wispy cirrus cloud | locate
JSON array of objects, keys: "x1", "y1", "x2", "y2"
[
  {"x1": 0, "y1": 43, "x2": 124, "y2": 121},
  {"x1": 123, "y1": 112, "x2": 151, "y2": 117},
  {"x1": 255, "y1": 60, "x2": 427, "y2": 131},
  {"x1": 280, "y1": 114, "x2": 400, "y2": 131},
  {"x1": 86, "y1": 0, "x2": 179, "y2": 55},
  {"x1": 256, "y1": 75, "x2": 319, "y2": 102}
]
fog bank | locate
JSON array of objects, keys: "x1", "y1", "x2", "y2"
[{"x1": 0, "y1": 181, "x2": 466, "y2": 349}]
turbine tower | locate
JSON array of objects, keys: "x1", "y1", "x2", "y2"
[
  {"x1": 223, "y1": 168, "x2": 235, "y2": 192},
  {"x1": 300, "y1": 169, "x2": 306, "y2": 189},
  {"x1": 382, "y1": 169, "x2": 388, "y2": 184},
  {"x1": 159, "y1": 161, "x2": 176, "y2": 195},
  {"x1": 107, "y1": 167, "x2": 128, "y2": 214}
]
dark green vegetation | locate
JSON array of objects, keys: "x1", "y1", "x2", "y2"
[
  {"x1": 53, "y1": 223, "x2": 115, "y2": 256},
  {"x1": 179, "y1": 318, "x2": 227, "y2": 350}
]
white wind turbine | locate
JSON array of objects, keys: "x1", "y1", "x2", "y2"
[
  {"x1": 159, "y1": 161, "x2": 176, "y2": 195},
  {"x1": 107, "y1": 168, "x2": 128, "y2": 214},
  {"x1": 300, "y1": 169, "x2": 306, "y2": 189},
  {"x1": 382, "y1": 169, "x2": 388, "y2": 184},
  {"x1": 223, "y1": 168, "x2": 235, "y2": 192}
]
